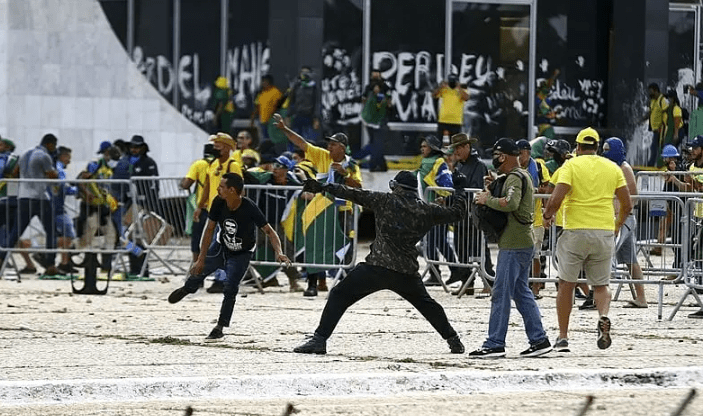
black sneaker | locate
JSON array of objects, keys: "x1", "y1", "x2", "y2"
[
  {"x1": 579, "y1": 297, "x2": 596, "y2": 310},
  {"x1": 205, "y1": 327, "x2": 224, "y2": 342},
  {"x1": 688, "y1": 309, "x2": 703, "y2": 319},
  {"x1": 520, "y1": 339, "x2": 552, "y2": 357},
  {"x1": 447, "y1": 335, "x2": 465, "y2": 354},
  {"x1": 554, "y1": 337, "x2": 570, "y2": 352},
  {"x1": 468, "y1": 346, "x2": 506, "y2": 358},
  {"x1": 168, "y1": 287, "x2": 189, "y2": 304},
  {"x1": 303, "y1": 287, "x2": 318, "y2": 297},
  {"x1": 293, "y1": 334, "x2": 327, "y2": 354},
  {"x1": 597, "y1": 316, "x2": 612, "y2": 349},
  {"x1": 206, "y1": 281, "x2": 224, "y2": 293}
]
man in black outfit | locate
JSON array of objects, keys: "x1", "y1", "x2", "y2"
[
  {"x1": 168, "y1": 173, "x2": 291, "y2": 341},
  {"x1": 293, "y1": 170, "x2": 468, "y2": 354}
]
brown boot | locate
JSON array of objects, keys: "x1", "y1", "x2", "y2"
[
  {"x1": 288, "y1": 277, "x2": 303, "y2": 292},
  {"x1": 317, "y1": 278, "x2": 329, "y2": 292}
]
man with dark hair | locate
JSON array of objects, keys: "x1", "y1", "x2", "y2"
[
  {"x1": 645, "y1": 83, "x2": 668, "y2": 166},
  {"x1": 168, "y1": 172, "x2": 291, "y2": 341},
  {"x1": 469, "y1": 138, "x2": 551, "y2": 358},
  {"x1": 287, "y1": 66, "x2": 319, "y2": 142},
  {"x1": 292, "y1": 170, "x2": 468, "y2": 355},
  {"x1": 251, "y1": 74, "x2": 283, "y2": 143},
  {"x1": 0, "y1": 134, "x2": 60, "y2": 275},
  {"x1": 544, "y1": 127, "x2": 632, "y2": 351}
]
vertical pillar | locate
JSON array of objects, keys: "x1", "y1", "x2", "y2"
[
  {"x1": 608, "y1": 0, "x2": 669, "y2": 131},
  {"x1": 269, "y1": 0, "x2": 323, "y2": 92}
]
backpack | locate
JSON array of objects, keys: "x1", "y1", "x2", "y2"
[
  {"x1": 471, "y1": 171, "x2": 530, "y2": 243},
  {"x1": 0, "y1": 153, "x2": 19, "y2": 179}
]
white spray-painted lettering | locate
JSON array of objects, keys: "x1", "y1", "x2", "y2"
[{"x1": 321, "y1": 47, "x2": 363, "y2": 125}]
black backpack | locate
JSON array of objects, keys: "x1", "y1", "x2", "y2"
[{"x1": 471, "y1": 171, "x2": 530, "y2": 243}]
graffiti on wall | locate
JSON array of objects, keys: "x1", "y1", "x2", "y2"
[
  {"x1": 321, "y1": 47, "x2": 363, "y2": 125},
  {"x1": 131, "y1": 42, "x2": 270, "y2": 128}
]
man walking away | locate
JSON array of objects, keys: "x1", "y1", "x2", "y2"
[{"x1": 543, "y1": 127, "x2": 632, "y2": 351}]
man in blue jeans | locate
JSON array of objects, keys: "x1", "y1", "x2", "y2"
[
  {"x1": 168, "y1": 173, "x2": 291, "y2": 341},
  {"x1": 469, "y1": 138, "x2": 551, "y2": 358}
]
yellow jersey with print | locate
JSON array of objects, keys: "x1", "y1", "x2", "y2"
[
  {"x1": 185, "y1": 158, "x2": 212, "y2": 205},
  {"x1": 662, "y1": 105, "x2": 684, "y2": 129},
  {"x1": 437, "y1": 87, "x2": 467, "y2": 125},
  {"x1": 256, "y1": 86, "x2": 283, "y2": 123},
  {"x1": 689, "y1": 163, "x2": 703, "y2": 218},
  {"x1": 305, "y1": 144, "x2": 362, "y2": 211},
  {"x1": 556, "y1": 155, "x2": 626, "y2": 231},
  {"x1": 205, "y1": 157, "x2": 242, "y2": 209}
]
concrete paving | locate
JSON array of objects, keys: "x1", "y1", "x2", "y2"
[{"x1": 1, "y1": 247, "x2": 702, "y2": 415}]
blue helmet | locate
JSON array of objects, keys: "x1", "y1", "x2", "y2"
[
  {"x1": 690, "y1": 135, "x2": 703, "y2": 149},
  {"x1": 603, "y1": 137, "x2": 626, "y2": 166},
  {"x1": 661, "y1": 144, "x2": 680, "y2": 158}
]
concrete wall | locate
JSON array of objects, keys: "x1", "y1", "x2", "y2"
[{"x1": 0, "y1": 0, "x2": 207, "y2": 178}]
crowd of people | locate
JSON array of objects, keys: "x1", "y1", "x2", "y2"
[{"x1": 2, "y1": 71, "x2": 703, "y2": 352}]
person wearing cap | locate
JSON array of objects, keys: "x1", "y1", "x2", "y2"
[
  {"x1": 197, "y1": 132, "x2": 244, "y2": 293},
  {"x1": 0, "y1": 134, "x2": 60, "y2": 275},
  {"x1": 76, "y1": 142, "x2": 121, "y2": 274},
  {"x1": 211, "y1": 76, "x2": 235, "y2": 134},
  {"x1": 274, "y1": 113, "x2": 362, "y2": 293},
  {"x1": 602, "y1": 137, "x2": 647, "y2": 308},
  {"x1": 168, "y1": 172, "x2": 292, "y2": 342},
  {"x1": 468, "y1": 138, "x2": 551, "y2": 358},
  {"x1": 433, "y1": 74, "x2": 470, "y2": 142},
  {"x1": 181, "y1": 143, "x2": 217, "y2": 263},
  {"x1": 543, "y1": 127, "x2": 632, "y2": 351},
  {"x1": 357, "y1": 68, "x2": 392, "y2": 172},
  {"x1": 0, "y1": 137, "x2": 18, "y2": 198},
  {"x1": 293, "y1": 170, "x2": 468, "y2": 355},
  {"x1": 656, "y1": 144, "x2": 685, "y2": 268},
  {"x1": 246, "y1": 155, "x2": 304, "y2": 292},
  {"x1": 446, "y1": 132, "x2": 495, "y2": 289},
  {"x1": 417, "y1": 135, "x2": 455, "y2": 286},
  {"x1": 516, "y1": 139, "x2": 551, "y2": 298}
]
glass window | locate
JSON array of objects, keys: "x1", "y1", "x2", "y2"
[{"x1": 98, "y1": 0, "x2": 128, "y2": 50}]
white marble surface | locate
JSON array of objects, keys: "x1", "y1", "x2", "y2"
[{"x1": 0, "y1": 0, "x2": 206, "y2": 177}]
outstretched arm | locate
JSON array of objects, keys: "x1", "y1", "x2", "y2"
[
  {"x1": 261, "y1": 224, "x2": 291, "y2": 266},
  {"x1": 272, "y1": 113, "x2": 308, "y2": 151}
]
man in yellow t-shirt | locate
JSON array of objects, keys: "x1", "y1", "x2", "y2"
[
  {"x1": 645, "y1": 83, "x2": 668, "y2": 166},
  {"x1": 543, "y1": 127, "x2": 631, "y2": 352},
  {"x1": 433, "y1": 74, "x2": 469, "y2": 140},
  {"x1": 250, "y1": 74, "x2": 283, "y2": 140},
  {"x1": 181, "y1": 143, "x2": 216, "y2": 262},
  {"x1": 273, "y1": 113, "x2": 362, "y2": 292}
]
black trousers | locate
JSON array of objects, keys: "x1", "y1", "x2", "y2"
[{"x1": 314, "y1": 263, "x2": 458, "y2": 340}]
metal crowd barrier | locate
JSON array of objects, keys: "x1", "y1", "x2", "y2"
[
  {"x1": 245, "y1": 183, "x2": 359, "y2": 286},
  {"x1": 0, "y1": 178, "x2": 139, "y2": 290},
  {"x1": 421, "y1": 186, "x2": 492, "y2": 297},
  {"x1": 667, "y1": 197, "x2": 703, "y2": 320},
  {"x1": 127, "y1": 176, "x2": 191, "y2": 277},
  {"x1": 124, "y1": 179, "x2": 360, "y2": 287}
]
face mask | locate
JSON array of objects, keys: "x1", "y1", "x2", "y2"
[
  {"x1": 107, "y1": 160, "x2": 118, "y2": 169},
  {"x1": 492, "y1": 155, "x2": 504, "y2": 169}
]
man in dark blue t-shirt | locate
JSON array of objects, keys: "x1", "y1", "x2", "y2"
[{"x1": 168, "y1": 173, "x2": 291, "y2": 341}]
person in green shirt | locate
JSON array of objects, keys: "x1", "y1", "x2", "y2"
[{"x1": 469, "y1": 138, "x2": 551, "y2": 359}]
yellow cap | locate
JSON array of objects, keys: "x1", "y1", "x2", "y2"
[
  {"x1": 575, "y1": 127, "x2": 600, "y2": 144},
  {"x1": 215, "y1": 76, "x2": 229, "y2": 89},
  {"x1": 242, "y1": 149, "x2": 260, "y2": 164}
]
